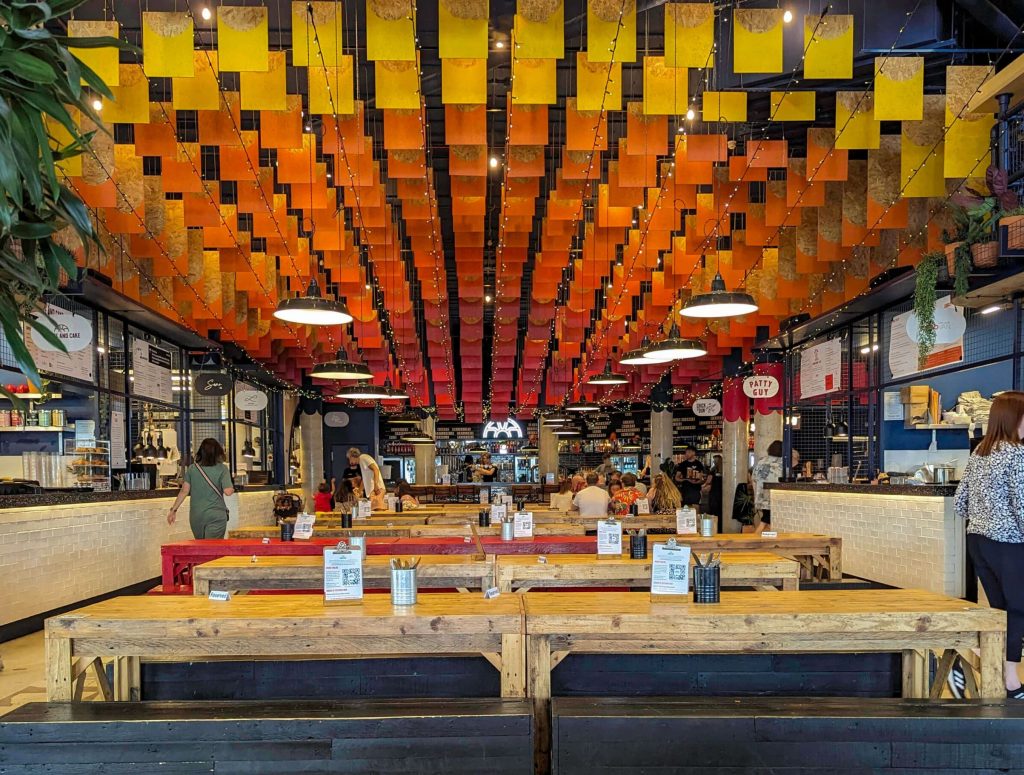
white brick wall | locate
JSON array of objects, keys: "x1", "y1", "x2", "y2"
[
  {"x1": 771, "y1": 489, "x2": 965, "y2": 597},
  {"x1": 0, "y1": 491, "x2": 279, "y2": 626}
]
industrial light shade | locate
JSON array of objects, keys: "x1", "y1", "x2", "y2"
[
  {"x1": 566, "y1": 400, "x2": 600, "y2": 412},
  {"x1": 587, "y1": 364, "x2": 629, "y2": 385},
  {"x1": 542, "y1": 412, "x2": 571, "y2": 424},
  {"x1": 273, "y1": 278, "x2": 353, "y2": 326},
  {"x1": 680, "y1": 272, "x2": 759, "y2": 319},
  {"x1": 335, "y1": 380, "x2": 408, "y2": 401},
  {"x1": 242, "y1": 438, "x2": 256, "y2": 458},
  {"x1": 520, "y1": 444, "x2": 539, "y2": 454},
  {"x1": 618, "y1": 339, "x2": 652, "y2": 366},
  {"x1": 643, "y1": 324, "x2": 707, "y2": 362},
  {"x1": 311, "y1": 351, "x2": 372, "y2": 381},
  {"x1": 400, "y1": 430, "x2": 435, "y2": 444},
  {"x1": 552, "y1": 425, "x2": 582, "y2": 435},
  {"x1": 384, "y1": 411, "x2": 424, "y2": 425}
]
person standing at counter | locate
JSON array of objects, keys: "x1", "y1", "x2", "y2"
[
  {"x1": 752, "y1": 441, "x2": 784, "y2": 533},
  {"x1": 473, "y1": 452, "x2": 497, "y2": 482},
  {"x1": 675, "y1": 446, "x2": 708, "y2": 510},
  {"x1": 347, "y1": 447, "x2": 386, "y2": 500},
  {"x1": 954, "y1": 391, "x2": 1024, "y2": 698},
  {"x1": 166, "y1": 438, "x2": 235, "y2": 539}
]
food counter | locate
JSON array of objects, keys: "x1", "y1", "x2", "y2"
[
  {"x1": 766, "y1": 482, "x2": 963, "y2": 596},
  {"x1": 0, "y1": 487, "x2": 286, "y2": 633}
]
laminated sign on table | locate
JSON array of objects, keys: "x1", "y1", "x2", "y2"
[
  {"x1": 491, "y1": 503, "x2": 508, "y2": 522},
  {"x1": 676, "y1": 507, "x2": 698, "y2": 535},
  {"x1": 358, "y1": 499, "x2": 372, "y2": 518},
  {"x1": 323, "y1": 542, "x2": 363, "y2": 604},
  {"x1": 293, "y1": 513, "x2": 316, "y2": 540},
  {"x1": 513, "y1": 511, "x2": 534, "y2": 539},
  {"x1": 597, "y1": 517, "x2": 623, "y2": 556},
  {"x1": 636, "y1": 498, "x2": 651, "y2": 515},
  {"x1": 651, "y1": 539, "x2": 691, "y2": 597}
]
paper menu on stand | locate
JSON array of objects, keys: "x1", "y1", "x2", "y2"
[
  {"x1": 293, "y1": 513, "x2": 316, "y2": 540},
  {"x1": 491, "y1": 503, "x2": 508, "y2": 522},
  {"x1": 479, "y1": 489, "x2": 490, "y2": 505},
  {"x1": 323, "y1": 546, "x2": 363, "y2": 602},
  {"x1": 651, "y1": 542, "x2": 691, "y2": 595},
  {"x1": 636, "y1": 498, "x2": 651, "y2": 515},
  {"x1": 597, "y1": 518, "x2": 623, "y2": 555},
  {"x1": 676, "y1": 507, "x2": 698, "y2": 535},
  {"x1": 513, "y1": 511, "x2": 534, "y2": 538},
  {"x1": 357, "y1": 499, "x2": 372, "y2": 518}
]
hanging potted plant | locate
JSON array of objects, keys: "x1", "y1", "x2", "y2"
[
  {"x1": 912, "y1": 251, "x2": 944, "y2": 364},
  {"x1": 946, "y1": 166, "x2": 1019, "y2": 275}
]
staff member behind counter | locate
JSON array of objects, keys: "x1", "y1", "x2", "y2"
[{"x1": 673, "y1": 446, "x2": 710, "y2": 510}]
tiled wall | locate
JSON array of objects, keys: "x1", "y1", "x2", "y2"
[
  {"x1": 0, "y1": 491, "x2": 278, "y2": 626},
  {"x1": 771, "y1": 490, "x2": 964, "y2": 596}
]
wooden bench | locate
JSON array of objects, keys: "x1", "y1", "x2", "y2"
[
  {"x1": 523, "y1": 589, "x2": 1006, "y2": 772},
  {"x1": 645, "y1": 532, "x2": 843, "y2": 580},
  {"x1": 0, "y1": 698, "x2": 534, "y2": 774},
  {"x1": 495, "y1": 552, "x2": 800, "y2": 593},
  {"x1": 229, "y1": 525, "x2": 415, "y2": 539},
  {"x1": 428, "y1": 513, "x2": 680, "y2": 532},
  {"x1": 409, "y1": 524, "x2": 587, "y2": 537},
  {"x1": 193, "y1": 554, "x2": 495, "y2": 595},
  {"x1": 44, "y1": 593, "x2": 527, "y2": 703},
  {"x1": 550, "y1": 696, "x2": 1024, "y2": 775}
]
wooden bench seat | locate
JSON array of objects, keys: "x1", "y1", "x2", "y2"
[
  {"x1": 551, "y1": 696, "x2": 1024, "y2": 774},
  {"x1": 0, "y1": 698, "x2": 534, "y2": 774}
]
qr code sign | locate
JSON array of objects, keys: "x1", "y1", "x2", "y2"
[
  {"x1": 341, "y1": 568, "x2": 362, "y2": 586},
  {"x1": 668, "y1": 565, "x2": 687, "y2": 581}
]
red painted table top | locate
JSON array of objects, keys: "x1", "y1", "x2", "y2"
[{"x1": 160, "y1": 536, "x2": 596, "y2": 592}]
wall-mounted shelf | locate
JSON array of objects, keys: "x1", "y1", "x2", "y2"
[
  {"x1": 908, "y1": 424, "x2": 970, "y2": 431},
  {"x1": 0, "y1": 426, "x2": 71, "y2": 433},
  {"x1": 0, "y1": 394, "x2": 62, "y2": 401}
]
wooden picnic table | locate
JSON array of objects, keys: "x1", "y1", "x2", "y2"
[
  {"x1": 229, "y1": 525, "x2": 414, "y2": 539},
  {"x1": 408, "y1": 524, "x2": 586, "y2": 537},
  {"x1": 192, "y1": 555, "x2": 495, "y2": 596},
  {"x1": 643, "y1": 532, "x2": 843, "y2": 580},
  {"x1": 495, "y1": 552, "x2": 800, "y2": 593},
  {"x1": 522, "y1": 589, "x2": 1007, "y2": 773},
  {"x1": 44, "y1": 593, "x2": 526, "y2": 703},
  {"x1": 426, "y1": 512, "x2": 680, "y2": 531}
]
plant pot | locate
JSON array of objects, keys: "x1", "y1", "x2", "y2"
[
  {"x1": 1001, "y1": 215, "x2": 1024, "y2": 251},
  {"x1": 944, "y1": 242, "x2": 962, "y2": 275},
  {"x1": 971, "y1": 240, "x2": 999, "y2": 268}
]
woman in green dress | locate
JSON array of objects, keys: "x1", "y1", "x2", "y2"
[{"x1": 167, "y1": 438, "x2": 235, "y2": 539}]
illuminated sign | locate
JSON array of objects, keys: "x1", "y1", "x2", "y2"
[{"x1": 482, "y1": 419, "x2": 523, "y2": 439}]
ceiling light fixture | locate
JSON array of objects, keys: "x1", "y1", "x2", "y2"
[
  {"x1": 552, "y1": 425, "x2": 582, "y2": 435},
  {"x1": 587, "y1": 364, "x2": 629, "y2": 386},
  {"x1": 311, "y1": 351, "x2": 372, "y2": 381},
  {"x1": 783, "y1": 9, "x2": 793, "y2": 23},
  {"x1": 686, "y1": 108, "x2": 695, "y2": 120},
  {"x1": 485, "y1": 294, "x2": 493, "y2": 303},
  {"x1": 643, "y1": 324, "x2": 707, "y2": 362},
  {"x1": 489, "y1": 156, "x2": 499, "y2": 168},
  {"x1": 566, "y1": 400, "x2": 600, "y2": 412},
  {"x1": 680, "y1": 271, "x2": 759, "y2": 318},
  {"x1": 543, "y1": 412, "x2": 571, "y2": 425},
  {"x1": 982, "y1": 303, "x2": 1004, "y2": 315},
  {"x1": 273, "y1": 277, "x2": 352, "y2": 326},
  {"x1": 200, "y1": 6, "x2": 212, "y2": 20},
  {"x1": 495, "y1": 40, "x2": 504, "y2": 49},
  {"x1": 619, "y1": 338, "x2": 652, "y2": 366},
  {"x1": 335, "y1": 380, "x2": 408, "y2": 401},
  {"x1": 91, "y1": 98, "x2": 102, "y2": 111},
  {"x1": 384, "y1": 410, "x2": 424, "y2": 425}
]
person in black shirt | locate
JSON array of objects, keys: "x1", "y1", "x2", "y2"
[{"x1": 675, "y1": 446, "x2": 709, "y2": 508}]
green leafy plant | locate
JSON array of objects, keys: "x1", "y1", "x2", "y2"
[
  {"x1": 912, "y1": 252, "x2": 943, "y2": 364},
  {"x1": 0, "y1": 0, "x2": 124, "y2": 391}
]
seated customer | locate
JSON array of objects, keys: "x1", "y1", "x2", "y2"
[
  {"x1": 573, "y1": 472, "x2": 611, "y2": 517},
  {"x1": 395, "y1": 479, "x2": 421, "y2": 509},
  {"x1": 313, "y1": 481, "x2": 334, "y2": 513},
  {"x1": 648, "y1": 473, "x2": 682, "y2": 514},
  {"x1": 549, "y1": 478, "x2": 574, "y2": 511},
  {"x1": 334, "y1": 477, "x2": 358, "y2": 513},
  {"x1": 610, "y1": 472, "x2": 642, "y2": 516}
]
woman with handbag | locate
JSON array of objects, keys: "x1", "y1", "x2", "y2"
[{"x1": 167, "y1": 438, "x2": 235, "y2": 539}]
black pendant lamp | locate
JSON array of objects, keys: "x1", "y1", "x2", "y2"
[
  {"x1": 680, "y1": 271, "x2": 759, "y2": 319},
  {"x1": 588, "y1": 349, "x2": 629, "y2": 386},
  {"x1": 242, "y1": 437, "x2": 256, "y2": 458},
  {"x1": 642, "y1": 323, "x2": 707, "y2": 363},
  {"x1": 619, "y1": 337, "x2": 652, "y2": 366},
  {"x1": 143, "y1": 432, "x2": 157, "y2": 458},
  {"x1": 311, "y1": 350, "x2": 372, "y2": 381},
  {"x1": 335, "y1": 379, "x2": 409, "y2": 401},
  {"x1": 274, "y1": 278, "x2": 353, "y2": 326},
  {"x1": 566, "y1": 400, "x2": 600, "y2": 412}
]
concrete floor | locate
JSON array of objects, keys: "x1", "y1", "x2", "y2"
[{"x1": 0, "y1": 632, "x2": 46, "y2": 710}]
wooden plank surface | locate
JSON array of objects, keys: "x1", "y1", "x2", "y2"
[
  {"x1": 229, "y1": 525, "x2": 414, "y2": 539},
  {"x1": 495, "y1": 552, "x2": 800, "y2": 592},
  {"x1": 192, "y1": 554, "x2": 495, "y2": 595},
  {"x1": 409, "y1": 524, "x2": 587, "y2": 537}
]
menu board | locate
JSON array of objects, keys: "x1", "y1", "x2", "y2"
[
  {"x1": 25, "y1": 304, "x2": 94, "y2": 382},
  {"x1": 110, "y1": 409, "x2": 127, "y2": 469},
  {"x1": 131, "y1": 339, "x2": 173, "y2": 404},
  {"x1": 888, "y1": 296, "x2": 965, "y2": 379},
  {"x1": 799, "y1": 338, "x2": 842, "y2": 399}
]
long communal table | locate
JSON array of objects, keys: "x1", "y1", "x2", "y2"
[
  {"x1": 521, "y1": 589, "x2": 1007, "y2": 772},
  {"x1": 44, "y1": 593, "x2": 527, "y2": 703},
  {"x1": 192, "y1": 554, "x2": 495, "y2": 596},
  {"x1": 229, "y1": 523, "x2": 590, "y2": 540},
  {"x1": 495, "y1": 552, "x2": 801, "y2": 593}
]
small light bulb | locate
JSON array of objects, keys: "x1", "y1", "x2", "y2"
[
  {"x1": 485, "y1": 294, "x2": 493, "y2": 303},
  {"x1": 365, "y1": 283, "x2": 371, "y2": 290},
  {"x1": 783, "y1": 9, "x2": 793, "y2": 23},
  {"x1": 200, "y1": 6, "x2": 212, "y2": 20},
  {"x1": 496, "y1": 40, "x2": 504, "y2": 49},
  {"x1": 326, "y1": 173, "x2": 332, "y2": 180},
  {"x1": 92, "y1": 98, "x2": 102, "y2": 111},
  {"x1": 489, "y1": 156, "x2": 499, "y2": 168},
  {"x1": 686, "y1": 108, "x2": 695, "y2": 120}
]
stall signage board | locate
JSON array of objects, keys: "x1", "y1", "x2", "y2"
[
  {"x1": 194, "y1": 372, "x2": 232, "y2": 397},
  {"x1": 651, "y1": 542, "x2": 691, "y2": 595},
  {"x1": 692, "y1": 398, "x2": 721, "y2": 417},
  {"x1": 513, "y1": 511, "x2": 534, "y2": 538},
  {"x1": 323, "y1": 547, "x2": 363, "y2": 602},
  {"x1": 799, "y1": 338, "x2": 842, "y2": 399},
  {"x1": 597, "y1": 519, "x2": 623, "y2": 555},
  {"x1": 131, "y1": 339, "x2": 173, "y2": 404},
  {"x1": 676, "y1": 507, "x2": 698, "y2": 535},
  {"x1": 26, "y1": 304, "x2": 94, "y2": 381},
  {"x1": 294, "y1": 513, "x2": 316, "y2": 540},
  {"x1": 889, "y1": 295, "x2": 965, "y2": 379},
  {"x1": 235, "y1": 390, "x2": 269, "y2": 412},
  {"x1": 743, "y1": 375, "x2": 780, "y2": 399}
]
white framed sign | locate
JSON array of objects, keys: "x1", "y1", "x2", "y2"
[
  {"x1": 293, "y1": 513, "x2": 316, "y2": 540},
  {"x1": 323, "y1": 546, "x2": 363, "y2": 602},
  {"x1": 597, "y1": 518, "x2": 623, "y2": 555},
  {"x1": 636, "y1": 498, "x2": 651, "y2": 515},
  {"x1": 131, "y1": 339, "x2": 173, "y2": 404},
  {"x1": 235, "y1": 390, "x2": 268, "y2": 412},
  {"x1": 692, "y1": 398, "x2": 721, "y2": 417},
  {"x1": 513, "y1": 511, "x2": 534, "y2": 539},
  {"x1": 26, "y1": 304, "x2": 94, "y2": 382},
  {"x1": 799, "y1": 338, "x2": 842, "y2": 399},
  {"x1": 651, "y1": 542, "x2": 691, "y2": 595},
  {"x1": 675, "y1": 507, "x2": 698, "y2": 535},
  {"x1": 743, "y1": 375, "x2": 780, "y2": 399},
  {"x1": 889, "y1": 296, "x2": 965, "y2": 379}
]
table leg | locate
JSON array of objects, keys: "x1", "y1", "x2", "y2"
[
  {"x1": 828, "y1": 541, "x2": 842, "y2": 580},
  {"x1": 45, "y1": 633, "x2": 72, "y2": 701},
  {"x1": 193, "y1": 576, "x2": 209, "y2": 596},
  {"x1": 528, "y1": 634, "x2": 552, "y2": 775},
  {"x1": 782, "y1": 577, "x2": 799, "y2": 591},
  {"x1": 979, "y1": 630, "x2": 1007, "y2": 698},
  {"x1": 902, "y1": 649, "x2": 928, "y2": 698},
  {"x1": 114, "y1": 656, "x2": 141, "y2": 701},
  {"x1": 930, "y1": 650, "x2": 958, "y2": 699},
  {"x1": 500, "y1": 633, "x2": 526, "y2": 698},
  {"x1": 160, "y1": 548, "x2": 175, "y2": 592}
]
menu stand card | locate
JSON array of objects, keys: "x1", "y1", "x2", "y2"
[
  {"x1": 357, "y1": 499, "x2": 372, "y2": 518},
  {"x1": 636, "y1": 498, "x2": 651, "y2": 515},
  {"x1": 651, "y1": 538, "x2": 692, "y2": 598},
  {"x1": 293, "y1": 513, "x2": 316, "y2": 540},
  {"x1": 323, "y1": 541, "x2": 363, "y2": 605},
  {"x1": 513, "y1": 511, "x2": 534, "y2": 539},
  {"x1": 479, "y1": 489, "x2": 490, "y2": 505},
  {"x1": 597, "y1": 517, "x2": 622, "y2": 556},
  {"x1": 676, "y1": 507, "x2": 698, "y2": 535},
  {"x1": 491, "y1": 503, "x2": 508, "y2": 522}
]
